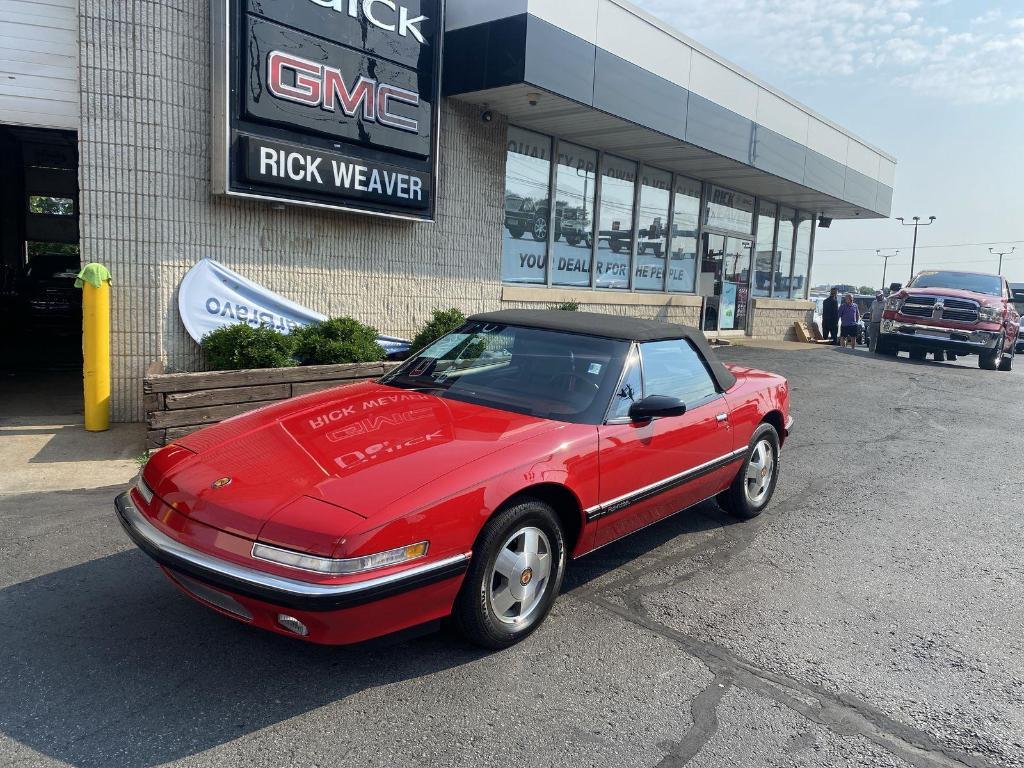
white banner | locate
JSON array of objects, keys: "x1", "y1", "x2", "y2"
[{"x1": 178, "y1": 259, "x2": 410, "y2": 356}]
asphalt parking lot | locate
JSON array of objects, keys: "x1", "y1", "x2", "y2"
[{"x1": 1, "y1": 345, "x2": 1022, "y2": 768}]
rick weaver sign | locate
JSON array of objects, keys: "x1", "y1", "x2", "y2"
[
  {"x1": 211, "y1": 0, "x2": 443, "y2": 220},
  {"x1": 179, "y1": 259, "x2": 410, "y2": 356}
]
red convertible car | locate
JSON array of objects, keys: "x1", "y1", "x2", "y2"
[{"x1": 117, "y1": 310, "x2": 791, "y2": 648}]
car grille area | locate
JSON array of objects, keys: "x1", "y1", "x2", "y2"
[
  {"x1": 169, "y1": 571, "x2": 254, "y2": 622},
  {"x1": 901, "y1": 296, "x2": 979, "y2": 323}
]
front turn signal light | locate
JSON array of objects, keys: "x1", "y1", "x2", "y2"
[{"x1": 251, "y1": 541, "x2": 430, "y2": 576}]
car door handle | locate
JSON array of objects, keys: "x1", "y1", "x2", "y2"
[{"x1": 716, "y1": 413, "x2": 729, "y2": 423}]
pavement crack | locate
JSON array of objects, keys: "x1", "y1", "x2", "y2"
[
  {"x1": 657, "y1": 674, "x2": 731, "y2": 767},
  {"x1": 587, "y1": 595, "x2": 1000, "y2": 768}
]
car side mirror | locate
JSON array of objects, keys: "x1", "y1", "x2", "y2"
[{"x1": 629, "y1": 395, "x2": 687, "y2": 422}]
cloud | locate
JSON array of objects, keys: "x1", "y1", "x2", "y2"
[{"x1": 631, "y1": 0, "x2": 1024, "y2": 105}]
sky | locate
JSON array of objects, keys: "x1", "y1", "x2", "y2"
[{"x1": 631, "y1": 0, "x2": 1024, "y2": 290}]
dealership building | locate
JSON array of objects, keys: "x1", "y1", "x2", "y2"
[{"x1": 0, "y1": 0, "x2": 896, "y2": 421}]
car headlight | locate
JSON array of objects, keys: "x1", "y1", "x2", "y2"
[
  {"x1": 885, "y1": 296, "x2": 904, "y2": 312},
  {"x1": 978, "y1": 306, "x2": 1003, "y2": 323},
  {"x1": 251, "y1": 541, "x2": 429, "y2": 575}
]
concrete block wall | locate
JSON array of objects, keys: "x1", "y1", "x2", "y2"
[
  {"x1": 750, "y1": 299, "x2": 816, "y2": 341},
  {"x1": 78, "y1": 0, "x2": 508, "y2": 421}
]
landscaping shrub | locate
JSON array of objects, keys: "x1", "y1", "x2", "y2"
[
  {"x1": 411, "y1": 308, "x2": 466, "y2": 352},
  {"x1": 291, "y1": 317, "x2": 385, "y2": 365},
  {"x1": 202, "y1": 324, "x2": 297, "y2": 370},
  {"x1": 551, "y1": 301, "x2": 580, "y2": 312}
]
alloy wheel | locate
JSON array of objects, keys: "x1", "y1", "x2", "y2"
[
  {"x1": 745, "y1": 439, "x2": 775, "y2": 506},
  {"x1": 488, "y1": 526, "x2": 552, "y2": 626},
  {"x1": 533, "y1": 216, "x2": 548, "y2": 241}
]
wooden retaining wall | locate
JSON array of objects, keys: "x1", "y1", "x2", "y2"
[{"x1": 144, "y1": 362, "x2": 400, "y2": 449}]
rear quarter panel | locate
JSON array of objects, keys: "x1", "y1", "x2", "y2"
[{"x1": 723, "y1": 368, "x2": 790, "y2": 449}]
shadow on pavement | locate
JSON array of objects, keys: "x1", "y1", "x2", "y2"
[{"x1": 0, "y1": 496, "x2": 736, "y2": 767}]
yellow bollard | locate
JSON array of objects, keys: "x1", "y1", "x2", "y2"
[{"x1": 76, "y1": 263, "x2": 112, "y2": 432}]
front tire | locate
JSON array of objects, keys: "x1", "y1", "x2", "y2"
[
  {"x1": 718, "y1": 424, "x2": 780, "y2": 520},
  {"x1": 999, "y1": 343, "x2": 1014, "y2": 371},
  {"x1": 979, "y1": 335, "x2": 1003, "y2": 370},
  {"x1": 909, "y1": 349, "x2": 927, "y2": 362},
  {"x1": 452, "y1": 498, "x2": 566, "y2": 650}
]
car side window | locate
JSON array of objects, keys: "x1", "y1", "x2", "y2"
[
  {"x1": 608, "y1": 348, "x2": 643, "y2": 420},
  {"x1": 639, "y1": 339, "x2": 719, "y2": 408}
]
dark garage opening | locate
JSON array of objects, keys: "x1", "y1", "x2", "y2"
[{"x1": 0, "y1": 126, "x2": 82, "y2": 415}]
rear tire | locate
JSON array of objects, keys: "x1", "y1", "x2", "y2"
[
  {"x1": 718, "y1": 424, "x2": 780, "y2": 520},
  {"x1": 909, "y1": 349, "x2": 927, "y2": 362},
  {"x1": 933, "y1": 351, "x2": 946, "y2": 362},
  {"x1": 452, "y1": 498, "x2": 566, "y2": 650}
]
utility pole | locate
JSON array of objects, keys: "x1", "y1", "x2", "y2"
[
  {"x1": 989, "y1": 246, "x2": 1015, "y2": 275},
  {"x1": 895, "y1": 216, "x2": 936, "y2": 281},
  {"x1": 877, "y1": 249, "x2": 899, "y2": 291}
]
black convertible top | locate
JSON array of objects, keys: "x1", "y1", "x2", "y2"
[{"x1": 467, "y1": 309, "x2": 737, "y2": 391}]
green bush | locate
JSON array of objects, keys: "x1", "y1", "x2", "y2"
[
  {"x1": 291, "y1": 317, "x2": 385, "y2": 365},
  {"x1": 411, "y1": 308, "x2": 466, "y2": 352},
  {"x1": 202, "y1": 324, "x2": 297, "y2": 370},
  {"x1": 551, "y1": 301, "x2": 580, "y2": 312}
]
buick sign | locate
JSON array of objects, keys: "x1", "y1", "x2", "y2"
[{"x1": 211, "y1": 0, "x2": 443, "y2": 220}]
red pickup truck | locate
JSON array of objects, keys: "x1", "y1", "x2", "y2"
[{"x1": 876, "y1": 270, "x2": 1021, "y2": 370}]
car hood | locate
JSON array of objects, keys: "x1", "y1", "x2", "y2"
[
  {"x1": 902, "y1": 287, "x2": 1003, "y2": 306},
  {"x1": 147, "y1": 382, "x2": 561, "y2": 542}
]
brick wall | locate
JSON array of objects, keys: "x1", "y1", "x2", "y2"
[
  {"x1": 750, "y1": 298, "x2": 815, "y2": 341},
  {"x1": 78, "y1": 0, "x2": 508, "y2": 421}
]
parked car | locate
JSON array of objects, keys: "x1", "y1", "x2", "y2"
[
  {"x1": 504, "y1": 194, "x2": 553, "y2": 242},
  {"x1": 116, "y1": 310, "x2": 792, "y2": 649},
  {"x1": 16, "y1": 251, "x2": 82, "y2": 335},
  {"x1": 876, "y1": 270, "x2": 1020, "y2": 370}
]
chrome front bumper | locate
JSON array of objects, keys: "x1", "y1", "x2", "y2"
[
  {"x1": 880, "y1": 320, "x2": 999, "y2": 350},
  {"x1": 114, "y1": 492, "x2": 470, "y2": 612}
]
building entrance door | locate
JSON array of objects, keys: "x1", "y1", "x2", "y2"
[{"x1": 699, "y1": 233, "x2": 752, "y2": 332}]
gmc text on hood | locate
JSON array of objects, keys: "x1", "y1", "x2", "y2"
[{"x1": 309, "y1": 0, "x2": 430, "y2": 44}]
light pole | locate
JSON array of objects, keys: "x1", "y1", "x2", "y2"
[
  {"x1": 877, "y1": 249, "x2": 899, "y2": 291},
  {"x1": 895, "y1": 215, "x2": 936, "y2": 281},
  {"x1": 989, "y1": 246, "x2": 1015, "y2": 275}
]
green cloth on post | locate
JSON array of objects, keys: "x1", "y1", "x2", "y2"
[{"x1": 75, "y1": 263, "x2": 112, "y2": 289}]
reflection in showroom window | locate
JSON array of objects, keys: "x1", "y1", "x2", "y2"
[
  {"x1": 790, "y1": 213, "x2": 811, "y2": 299},
  {"x1": 774, "y1": 207, "x2": 795, "y2": 296},
  {"x1": 752, "y1": 200, "x2": 777, "y2": 297},
  {"x1": 635, "y1": 167, "x2": 671, "y2": 291},
  {"x1": 596, "y1": 155, "x2": 636, "y2": 289},
  {"x1": 502, "y1": 127, "x2": 552, "y2": 284},
  {"x1": 667, "y1": 175, "x2": 700, "y2": 292},
  {"x1": 551, "y1": 143, "x2": 597, "y2": 287}
]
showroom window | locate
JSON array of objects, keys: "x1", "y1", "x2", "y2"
[
  {"x1": 596, "y1": 155, "x2": 636, "y2": 289},
  {"x1": 551, "y1": 142, "x2": 597, "y2": 287},
  {"x1": 502, "y1": 127, "x2": 552, "y2": 285},
  {"x1": 775, "y1": 207, "x2": 795, "y2": 297},
  {"x1": 790, "y1": 213, "x2": 812, "y2": 299},
  {"x1": 499, "y1": 125, "x2": 816, "y2": 303},
  {"x1": 668, "y1": 176, "x2": 700, "y2": 293},
  {"x1": 752, "y1": 201, "x2": 777, "y2": 297},
  {"x1": 705, "y1": 185, "x2": 754, "y2": 235},
  {"x1": 635, "y1": 167, "x2": 672, "y2": 291}
]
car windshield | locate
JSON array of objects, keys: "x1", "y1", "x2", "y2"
[
  {"x1": 381, "y1": 323, "x2": 630, "y2": 424},
  {"x1": 909, "y1": 271, "x2": 1002, "y2": 296}
]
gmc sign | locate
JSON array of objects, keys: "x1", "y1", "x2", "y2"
[{"x1": 212, "y1": 0, "x2": 443, "y2": 221}]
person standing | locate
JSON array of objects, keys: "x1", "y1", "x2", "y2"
[
  {"x1": 838, "y1": 293, "x2": 860, "y2": 350},
  {"x1": 822, "y1": 287, "x2": 840, "y2": 345},
  {"x1": 868, "y1": 291, "x2": 885, "y2": 352}
]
